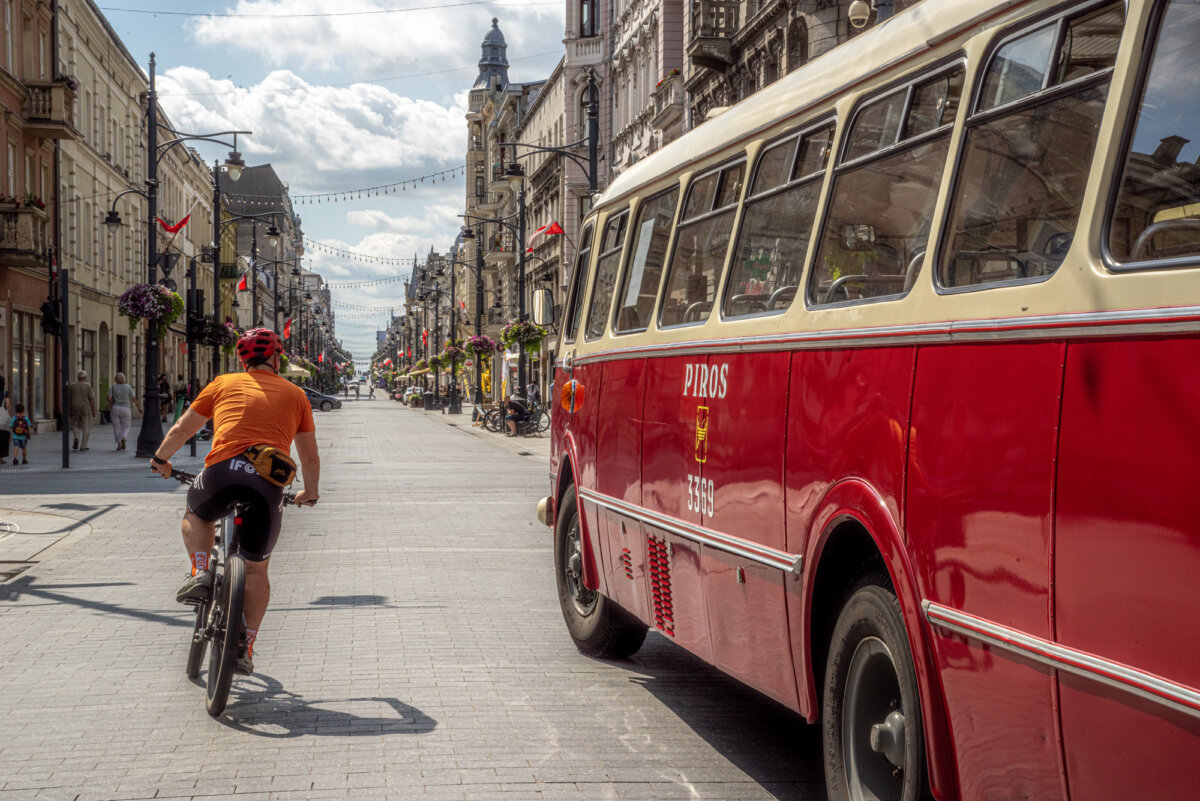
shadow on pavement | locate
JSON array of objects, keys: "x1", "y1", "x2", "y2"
[
  {"x1": 622, "y1": 634, "x2": 826, "y2": 801},
  {"x1": 309, "y1": 594, "x2": 392, "y2": 607},
  {"x1": 217, "y1": 672, "x2": 438, "y2": 738},
  {"x1": 0, "y1": 576, "x2": 192, "y2": 628}
]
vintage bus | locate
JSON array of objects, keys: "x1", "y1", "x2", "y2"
[{"x1": 537, "y1": 0, "x2": 1200, "y2": 798}]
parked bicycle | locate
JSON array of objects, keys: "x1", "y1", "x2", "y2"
[
  {"x1": 481, "y1": 399, "x2": 550, "y2": 436},
  {"x1": 169, "y1": 468, "x2": 312, "y2": 716}
]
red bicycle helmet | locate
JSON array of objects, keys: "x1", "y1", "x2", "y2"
[{"x1": 236, "y1": 327, "x2": 284, "y2": 365}]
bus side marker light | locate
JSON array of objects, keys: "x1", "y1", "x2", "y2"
[{"x1": 561, "y1": 380, "x2": 585, "y2": 413}]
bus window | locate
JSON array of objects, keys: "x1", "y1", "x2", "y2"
[
  {"x1": 941, "y1": 2, "x2": 1123, "y2": 289},
  {"x1": 584, "y1": 209, "x2": 629, "y2": 341},
  {"x1": 1108, "y1": 0, "x2": 1200, "y2": 266},
  {"x1": 725, "y1": 124, "x2": 833, "y2": 318},
  {"x1": 614, "y1": 188, "x2": 679, "y2": 334},
  {"x1": 809, "y1": 66, "x2": 964, "y2": 306},
  {"x1": 659, "y1": 162, "x2": 745, "y2": 327},
  {"x1": 562, "y1": 222, "x2": 594, "y2": 343}
]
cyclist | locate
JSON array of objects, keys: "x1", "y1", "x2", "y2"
[{"x1": 150, "y1": 328, "x2": 320, "y2": 675}]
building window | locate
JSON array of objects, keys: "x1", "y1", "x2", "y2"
[
  {"x1": 787, "y1": 18, "x2": 808, "y2": 74},
  {"x1": 581, "y1": 0, "x2": 597, "y2": 37}
]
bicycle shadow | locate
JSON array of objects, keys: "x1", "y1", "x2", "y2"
[{"x1": 211, "y1": 672, "x2": 438, "y2": 738}]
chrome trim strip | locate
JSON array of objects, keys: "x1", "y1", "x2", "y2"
[
  {"x1": 578, "y1": 487, "x2": 802, "y2": 573},
  {"x1": 568, "y1": 306, "x2": 1200, "y2": 366},
  {"x1": 924, "y1": 601, "x2": 1200, "y2": 721}
]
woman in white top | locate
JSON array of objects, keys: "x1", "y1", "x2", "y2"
[{"x1": 106, "y1": 372, "x2": 142, "y2": 451}]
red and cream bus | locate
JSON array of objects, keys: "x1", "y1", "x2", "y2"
[{"x1": 537, "y1": 0, "x2": 1200, "y2": 798}]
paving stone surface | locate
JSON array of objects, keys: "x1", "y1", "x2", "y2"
[{"x1": 0, "y1": 398, "x2": 824, "y2": 800}]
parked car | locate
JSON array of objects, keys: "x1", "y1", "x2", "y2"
[{"x1": 302, "y1": 387, "x2": 342, "y2": 412}]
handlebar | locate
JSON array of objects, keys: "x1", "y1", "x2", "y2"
[{"x1": 158, "y1": 467, "x2": 317, "y2": 506}]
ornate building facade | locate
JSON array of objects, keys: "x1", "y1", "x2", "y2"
[
  {"x1": 610, "y1": 0, "x2": 685, "y2": 173},
  {"x1": 684, "y1": 0, "x2": 920, "y2": 126}
]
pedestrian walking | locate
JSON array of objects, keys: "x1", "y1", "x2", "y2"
[
  {"x1": 9, "y1": 403, "x2": 33, "y2": 465},
  {"x1": 0, "y1": 365, "x2": 11, "y2": 463},
  {"x1": 157, "y1": 374, "x2": 172, "y2": 422},
  {"x1": 106, "y1": 372, "x2": 142, "y2": 451},
  {"x1": 172, "y1": 373, "x2": 187, "y2": 420},
  {"x1": 68, "y1": 370, "x2": 97, "y2": 451}
]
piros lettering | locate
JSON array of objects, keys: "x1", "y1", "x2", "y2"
[{"x1": 682, "y1": 363, "x2": 729, "y2": 399}]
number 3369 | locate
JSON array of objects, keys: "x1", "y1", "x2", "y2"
[{"x1": 687, "y1": 474, "x2": 714, "y2": 516}]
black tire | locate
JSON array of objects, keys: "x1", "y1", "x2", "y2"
[
  {"x1": 206, "y1": 555, "x2": 245, "y2": 717},
  {"x1": 185, "y1": 594, "x2": 208, "y2": 679},
  {"x1": 320, "y1": 400, "x2": 333, "y2": 412},
  {"x1": 554, "y1": 491, "x2": 647, "y2": 658},
  {"x1": 485, "y1": 409, "x2": 503, "y2": 433},
  {"x1": 536, "y1": 409, "x2": 551, "y2": 433},
  {"x1": 822, "y1": 579, "x2": 928, "y2": 801}
]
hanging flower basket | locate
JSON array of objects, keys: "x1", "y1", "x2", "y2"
[
  {"x1": 500, "y1": 321, "x2": 549, "y2": 353},
  {"x1": 414, "y1": 359, "x2": 428, "y2": 371},
  {"x1": 442, "y1": 345, "x2": 465, "y2": 364},
  {"x1": 118, "y1": 282, "x2": 184, "y2": 339},
  {"x1": 464, "y1": 334, "x2": 499, "y2": 357},
  {"x1": 197, "y1": 321, "x2": 241, "y2": 354}
]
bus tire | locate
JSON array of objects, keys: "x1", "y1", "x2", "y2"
[
  {"x1": 822, "y1": 579, "x2": 928, "y2": 801},
  {"x1": 554, "y1": 490, "x2": 647, "y2": 659}
]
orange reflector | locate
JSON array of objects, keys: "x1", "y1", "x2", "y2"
[{"x1": 560, "y1": 379, "x2": 585, "y2": 413}]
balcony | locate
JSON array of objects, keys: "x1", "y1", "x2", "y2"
[
  {"x1": 23, "y1": 79, "x2": 78, "y2": 141},
  {"x1": 0, "y1": 206, "x2": 49, "y2": 269},
  {"x1": 652, "y1": 73, "x2": 685, "y2": 135},
  {"x1": 566, "y1": 36, "x2": 604, "y2": 66},
  {"x1": 688, "y1": 1, "x2": 740, "y2": 70},
  {"x1": 483, "y1": 233, "x2": 518, "y2": 267}
]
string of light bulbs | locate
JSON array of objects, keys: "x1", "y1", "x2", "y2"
[
  {"x1": 295, "y1": 167, "x2": 464, "y2": 205},
  {"x1": 304, "y1": 238, "x2": 420, "y2": 267},
  {"x1": 333, "y1": 299, "x2": 407, "y2": 312}
]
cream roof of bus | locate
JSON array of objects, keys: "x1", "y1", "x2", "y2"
[
  {"x1": 596, "y1": 0, "x2": 1009, "y2": 211},
  {"x1": 566, "y1": 0, "x2": 1200, "y2": 352}
]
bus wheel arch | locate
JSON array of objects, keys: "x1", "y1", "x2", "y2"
[{"x1": 804, "y1": 494, "x2": 957, "y2": 800}]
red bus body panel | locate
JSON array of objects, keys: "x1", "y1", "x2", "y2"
[{"x1": 1055, "y1": 336, "x2": 1200, "y2": 799}]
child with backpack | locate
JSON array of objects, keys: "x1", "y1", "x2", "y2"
[{"x1": 10, "y1": 403, "x2": 33, "y2": 465}]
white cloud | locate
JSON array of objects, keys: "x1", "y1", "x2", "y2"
[
  {"x1": 189, "y1": 0, "x2": 563, "y2": 81},
  {"x1": 157, "y1": 66, "x2": 467, "y2": 186}
]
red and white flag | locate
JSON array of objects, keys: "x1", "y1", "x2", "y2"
[
  {"x1": 383, "y1": 358, "x2": 393, "y2": 366},
  {"x1": 157, "y1": 213, "x2": 192, "y2": 234},
  {"x1": 236, "y1": 271, "x2": 249, "y2": 291},
  {"x1": 527, "y1": 220, "x2": 564, "y2": 252},
  {"x1": 283, "y1": 315, "x2": 292, "y2": 339},
  {"x1": 422, "y1": 328, "x2": 428, "y2": 346},
  {"x1": 318, "y1": 353, "x2": 324, "y2": 364}
]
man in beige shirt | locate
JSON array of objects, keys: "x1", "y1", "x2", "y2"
[{"x1": 68, "y1": 370, "x2": 97, "y2": 451}]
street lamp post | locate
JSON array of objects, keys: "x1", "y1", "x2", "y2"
[
  {"x1": 102, "y1": 53, "x2": 250, "y2": 457},
  {"x1": 455, "y1": 225, "x2": 488, "y2": 405}
]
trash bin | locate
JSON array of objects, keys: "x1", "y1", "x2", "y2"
[{"x1": 423, "y1": 391, "x2": 435, "y2": 410}]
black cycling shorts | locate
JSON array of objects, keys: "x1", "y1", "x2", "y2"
[{"x1": 187, "y1": 455, "x2": 285, "y2": 562}]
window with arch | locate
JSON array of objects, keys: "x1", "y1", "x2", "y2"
[{"x1": 787, "y1": 18, "x2": 808, "y2": 74}]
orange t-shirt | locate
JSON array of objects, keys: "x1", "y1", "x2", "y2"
[{"x1": 192, "y1": 371, "x2": 316, "y2": 467}]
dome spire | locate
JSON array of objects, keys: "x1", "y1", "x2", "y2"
[{"x1": 474, "y1": 17, "x2": 510, "y2": 89}]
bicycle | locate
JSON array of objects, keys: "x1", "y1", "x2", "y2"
[{"x1": 169, "y1": 468, "x2": 309, "y2": 716}]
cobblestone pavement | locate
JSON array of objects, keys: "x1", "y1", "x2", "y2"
[{"x1": 0, "y1": 398, "x2": 824, "y2": 801}]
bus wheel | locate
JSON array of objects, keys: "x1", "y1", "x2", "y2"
[
  {"x1": 823, "y1": 580, "x2": 927, "y2": 801},
  {"x1": 554, "y1": 490, "x2": 647, "y2": 659}
]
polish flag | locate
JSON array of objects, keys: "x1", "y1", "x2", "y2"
[
  {"x1": 157, "y1": 213, "x2": 191, "y2": 234},
  {"x1": 283, "y1": 315, "x2": 292, "y2": 339},
  {"x1": 236, "y1": 271, "x2": 248, "y2": 291},
  {"x1": 383, "y1": 358, "x2": 392, "y2": 366},
  {"x1": 526, "y1": 220, "x2": 564, "y2": 252},
  {"x1": 407, "y1": 348, "x2": 412, "y2": 358},
  {"x1": 318, "y1": 353, "x2": 324, "y2": 364},
  {"x1": 422, "y1": 328, "x2": 428, "y2": 346}
]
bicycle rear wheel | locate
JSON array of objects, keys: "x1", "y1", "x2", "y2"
[
  {"x1": 537, "y1": 409, "x2": 551, "y2": 432},
  {"x1": 185, "y1": 595, "x2": 208, "y2": 679},
  {"x1": 205, "y1": 554, "x2": 245, "y2": 717},
  {"x1": 485, "y1": 409, "x2": 503, "y2": 432}
]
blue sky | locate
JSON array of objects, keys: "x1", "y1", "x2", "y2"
[{"x1": 99, "y1": 0, "x2": 564, "y2": 360}]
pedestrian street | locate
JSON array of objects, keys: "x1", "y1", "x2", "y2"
[{"x1": 0, "y1": 399, "x2": 823, "y2": 801}]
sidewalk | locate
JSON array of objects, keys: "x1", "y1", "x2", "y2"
[{"x1": 0, "y1": 414, "x2": 210, "y2": 474}]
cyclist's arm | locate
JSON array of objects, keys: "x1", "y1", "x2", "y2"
[
  {"x1": 150, "y1": 408, "x2": 210, "y2": 476},
  {"x1": 293, "y1": 430, "x2": 320, "y2": 505}
]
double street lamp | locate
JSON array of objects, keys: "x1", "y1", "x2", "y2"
[{"x1": 103, "y1": 52, "x2": 252, "y2": 457}]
